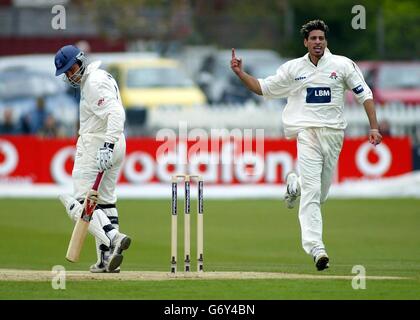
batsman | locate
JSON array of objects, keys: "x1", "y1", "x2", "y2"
[{"x1": 55, "y1": 45, "x2": 131, "y2": 273}]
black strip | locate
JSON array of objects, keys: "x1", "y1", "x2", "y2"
[
  {"x1": 2, "y1": 300, "x2": 412, "y2": 317},
  {"x1": 103, "y1": 224, "x2": 115, "y2": 233},
  {"x1": 198, "y1": 180, "x2": 204, "y2": 214},
  {"x1": 108, "y1": 216, "x2": 119, "y2": 225},
  {"x1": 97, "y1": 203, "x2": 116, "y2": 210},
  {"x1": 99, "y1": 244, "x2": 110, "y2": 251},
  {"x1": 185, "y1": 181, "x2": 190, "y2": 214},
  {"x1": 171, "y1": 182, "x2": 177, "y2": 215}
]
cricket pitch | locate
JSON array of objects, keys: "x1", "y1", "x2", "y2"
[{"x1": 0, "y1": 269, "x2": 407, "y2": 282}]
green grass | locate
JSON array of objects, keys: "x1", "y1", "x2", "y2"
[{"x1": 0, "y1": 198, "x2": 419, "y2": 299}]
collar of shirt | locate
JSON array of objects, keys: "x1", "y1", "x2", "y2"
[
  {"x1": 81, "y1": 60, "x2": 102, "y2": 83},
  {"x1": 304, "y1": 47, "x2": 332, "y2": 67}
]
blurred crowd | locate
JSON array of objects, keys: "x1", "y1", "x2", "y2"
[
  {"x1": 0, "y1": 44, "x2": 419, "y2": 141},
  {"x1": 0, "y1": 96, "x2": 65, "y2": 138}
]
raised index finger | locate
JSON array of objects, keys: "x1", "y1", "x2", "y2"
[{"x1": 232, "y1": 48, "x2": 236, "y2": 59}]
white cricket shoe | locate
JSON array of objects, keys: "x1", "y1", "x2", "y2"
[
  {"x1": 90, "y1": 248, "x2": 121, "y2": 273},
  {"x1": 314, "y1": 252, "x2": 330, "y2": 271},
  {"x1": 107, "y1": 232, "x2": 131, "y2": 272},
  {"x1": 90, "y1": 263, "x2": 120, "y2": 273},
  {"x1": 284, "y1": 172, "x2": 301, "y2": 209}
]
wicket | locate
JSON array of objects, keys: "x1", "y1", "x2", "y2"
[{"x1": 171, "y1": 174, "x2": 204, "y2": 273}]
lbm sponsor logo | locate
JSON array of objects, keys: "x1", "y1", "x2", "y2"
[{"x1": 306, "y1": 87, "x2": 331, "y2": 103}]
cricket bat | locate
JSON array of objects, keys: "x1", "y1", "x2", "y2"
[{"x1": 66, "y1": 171, "x2": 104, "y2": 262}]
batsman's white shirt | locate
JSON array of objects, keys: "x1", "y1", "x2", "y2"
[
  {"x1": 258, "y1": 48, "x2": 372, "y2": 138},
  {"x1": 79, "y1": 61, "x2": 125, "y2": 143},
  {"x1": 73, "y1": 61, "x2": 126, "y2": 204},
  {"x1": 259, "y1": 49, "x2": 373, "y2": 256}
]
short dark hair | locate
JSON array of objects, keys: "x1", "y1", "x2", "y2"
[{"x1": 300, "y1": 20, "x2": 329, "y2": 39}]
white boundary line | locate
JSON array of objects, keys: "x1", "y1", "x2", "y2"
[{"x1": 1, "y1": 172, "x2": 420, "y2": 199}]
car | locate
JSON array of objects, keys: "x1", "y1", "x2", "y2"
[
  {"x1": 106, "y1": 58, "x2": 207, "y2": 134},
  {"x1": 0, "y1": 69, "x2": 78, "y2": 135},
  {"x1": 106, "y1": 58, "x2": 207, "y2": 133},
  {"x1": 0, "y1": 52, "x2": 158, "y2": 75},
  {"x1": 107, "y1": 58, "x2": 207, "y2": 109},
  {"x1": 196, "y1": 49, "x2": 288, "y2": 105},
  {"x1": 0, "y1": 54, "x2": 57, "y2": 75},
  {"x1": 0, "y1": 68, "x2": 66, "y2": 99},
  {"x1": 346, "y1": 61, "x2": 420, "y2": 105}
]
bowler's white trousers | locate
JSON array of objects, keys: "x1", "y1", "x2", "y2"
[{"x1": 296, "y1": 127, "x2": 344, "y2": 256}]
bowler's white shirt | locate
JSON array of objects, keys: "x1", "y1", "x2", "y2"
[
  {"x1": 258, "y1": 48, "x2": 372, "y2": 138},
  {"x1": 79, "y1": 61, "x2": 125, "y2": 143}
]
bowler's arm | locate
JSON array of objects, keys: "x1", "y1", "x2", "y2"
[
  {"x1": 363, "y1": 98, "x2": 382, "y2": 145},
  {"x1": 235, "y1": 70, "x2": 262, "y2": 95},
  {"x1": 230, "y1": 48, "x2": 262, "y2": 95}
]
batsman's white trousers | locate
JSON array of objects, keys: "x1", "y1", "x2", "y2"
[
  {"x1": 72, "y1": 133, "x2": 126, "y2": 204},
  {"x1": 297, "y1": 127, "x2": 344, "y2": 256}
]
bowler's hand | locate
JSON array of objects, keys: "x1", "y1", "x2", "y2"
[
  {"x1": 230, "y1": 48, "x2": 243, "y2": 75},
  {"x1": 96, "y1": 142, "x2": 114, "y2": 171},
  {"x1": 368, "y1": 129, "x2": 382, "y2": 146}
]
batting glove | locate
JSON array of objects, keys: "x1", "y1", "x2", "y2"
[{"x1": 96, "y1": 142, "x2": 114, "y2": 171}]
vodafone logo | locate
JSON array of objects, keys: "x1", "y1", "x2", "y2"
[
  {"x1": 0, "y1": 139, "x2": 18, "y2": 176},
  {"x1": 49, "y1": 141, "x2": 294, "y2": 184},
  {"x1": 234, "y1": 152, "x2": 265, "y2": 183},
  {"x1": 123, "y1": 142, "x2": 291, "y2": 183},
  {"x1": 355, "y1": 142, "x2": 391, "y2": 177},
  {"x1": 124, "y1": 151, "x2": 155, "y2": 183},
  {"x1": 0, "y1": 137, "x2": 411, "y2": 185}
]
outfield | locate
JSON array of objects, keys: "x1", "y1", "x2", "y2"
[{"x1": 0, "y1": 198, "x2": 419, "y2": 299}]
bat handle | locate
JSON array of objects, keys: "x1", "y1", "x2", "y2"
[{"x1": 92, "y1": 171, "x2": 104, "y2": 191}]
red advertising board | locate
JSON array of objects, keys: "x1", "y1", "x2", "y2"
[
  {"x1": 338, "y1": 137, "x2": 412, "y2": 181},
  {"x1": 0, "y1": 136, "x2": 412, "y2": 184}
]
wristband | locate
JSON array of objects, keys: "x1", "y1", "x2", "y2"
[{"x1": 369, "y1": 129, "x2": 379, "y2": 133}]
